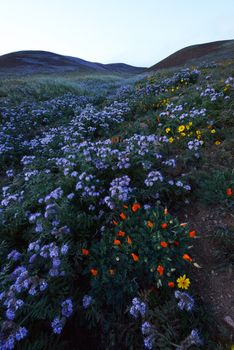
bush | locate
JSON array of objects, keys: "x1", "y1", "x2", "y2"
[{"x1": 83, "y1": 204, "x2": 196, "y2": 320}]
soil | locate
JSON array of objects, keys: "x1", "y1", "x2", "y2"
[{"x1": 180, "y1": 202, "x2": 234, "y2": 344}]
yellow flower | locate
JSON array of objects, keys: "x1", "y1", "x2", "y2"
[
  {"x1": 165, "y1": 127, "x2": 171, "y2": 133},
  {"x1": 215, "y1": 141, "x2": 221, "y2": 145},
  {"x1": 177, "y1": 274, "x2": 190, "y2": 289},
  {"x1": 185, "y1": 125, "x2": 190, "y2": 130},
  {"x1": 196, "y1": 130, "x2": 201, "y2": 135},
  {"x1": 189, "y1": 121, "x2": 193, "y2": 126},
  {"x1": 168, "y1": 137, "x2": 174, "y2": 143},
  {"x1": 211, "y1": 129, "x2": 216, "y2": 134},
  {"x1": 178, "y1": 125, "x2": 185, "y2": 132},
  {"x1": 181, "y1": 132, "x2": 186, "y2": 137}
]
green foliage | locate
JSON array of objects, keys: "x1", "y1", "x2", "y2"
[{"x1": 83, "y1": 204, "x2": 195, "y2": 323}]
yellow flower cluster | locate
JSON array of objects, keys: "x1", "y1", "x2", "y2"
[
  {"x1": 165, "y1": 121, "x2": 204, "y2": 143},
  {"x1": 156, "y1": 98, "x2": 170, "y2": 108}
]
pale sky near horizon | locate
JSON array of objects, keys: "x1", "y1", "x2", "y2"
[{"x1": 0, "y1": 0, "x2": 234, "y2": 67}]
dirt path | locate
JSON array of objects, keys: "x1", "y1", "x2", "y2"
[{"x1": 180, "y1": 203, "x2": 234, "y2": 345}]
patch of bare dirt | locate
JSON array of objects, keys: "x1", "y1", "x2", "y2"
[{"x1": 180, "y1": 203, "x2": 234, "y2": 344}]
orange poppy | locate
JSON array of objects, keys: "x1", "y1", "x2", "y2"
[
  {"x1": 114, "y1": 239, "x2": 121, "y2": 245},
  {"x1": 226, "y1": 188, "x2": 232, "y2": 196},
  {"x1": 160, "y1": 241, "x2": 168, "y2": 248},
  {"x1": 113, "y1": 220, "x2": 118, "y2": 226},
  {"x1": 161, "y1": 223, "x2": 168, "y2": 229},
  {"x1": 168, "y1": 282, "x2": 175, "y2": 288},
  {"x1": 164, "y1": 207, "x2": 168, "y2": 215},
  {"x1": 117, "y1": 230, "x2": 125, "y2": 237},
  {"x1": 127, "y1": 236, "x2": 132, "y2": 244},
  {"x1": 123, "y1": 205, "x2": 128, "y2": 209},
  {"x1": 82, "y1": 248, "x2": 89, "y2": 256},
  {"x1": 183, "y1": 254, "x2": 193, "y2": 262},
  {"x1": 131, "y1": 253, "x2": 139, "y2": 262},
  {"x1": 180, "y1": 223, "x2": 187, "y2": 227},
  {"x1": 157, "y1": 265, "x2": 164, "y2": 275},
  {"x1": 189, "y1": 230, "x2": 196, "y2": 238},
  {"x1": 120, "y1": 212, "x2": 126, "y2": 220},
  {"x1": 147, "y1": 220, "x2": 154, "y2": 228},
  {"x1": 132, "y1": 203, "x2": 141, "y2": 212},
  {"x1": 90, "y1": 268, "x2": 98, "y2": 276}
]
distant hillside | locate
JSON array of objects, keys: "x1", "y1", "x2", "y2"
[
  {"x1": 0, "y1": 50, "x2": 146, "y2": 75},
  {"x1": 148, "y1": 40, "x2": 234, "y2": 71}
]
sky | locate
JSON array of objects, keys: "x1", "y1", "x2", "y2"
[{"x1": 1, "y1": 0, "x2": 234, "y2": 67}]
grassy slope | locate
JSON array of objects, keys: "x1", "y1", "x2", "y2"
[{"x1": 148, "y1": 40, "x2": 234, "y2": 71}]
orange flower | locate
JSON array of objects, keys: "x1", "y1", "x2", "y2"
[
  {"x1": 131, "y1": 253, "x2": 139, "y2": 262},
  {"x1": 127, "y1": 236, "x2": 132, "y2": 244},
  {"x1": 132, "y1": 203, "x2": 141, "y2": 212},
  {"x1": 180, "y1": 223, "x2": 187, "y2": 227},
  {"x1": 168, "y1": 282, "x2": 175, "y2": 288},
  {"x1": 123, "y1": 205, "x2": 128, "y2": 209},
  {"x1": 189, "y1": 230, "x2": 196, "y2": 238},
  {"x1": 164, "y1": 207, "x2": 168, "y2": 215},
  {"x1": 183, "y1": 254, "x2": 193, "y2": 262},
  {"x1": 90, "y1": 268, "x2": 98, "y2": 276},
  {"x1": 114, "y1": 239, "x2": 121, "y2": 245},
  {"x1": 161, "y1": 223, "x2": 168, "y2": 229},
  {"x1": 157, "y1": 265, "x2": 164, "y2": 275},
  {"x1": 82, "y1": 248, "x2": 89, "y2": 256},
  {"x1": 109, "y1": 268, "x2": 115, "y2": 276},
  {"x1": 113, "y1": 220, "x2": 118, "y2": 226},
  {"x1": 147, "y1": 220, "x2": 154, "y2": 228},
  {"x1": 226, "y1": 188, "x2": 232, "y2": 196},
  {"x1": 160, "y1": 241, "x2": 168, "y2": 248},
  {"x1": 120, "y1": 212, "x2": 126, "y2": 220},
  {"x1": 117, "y1": 230, "x2": 125, "y2": 237}
]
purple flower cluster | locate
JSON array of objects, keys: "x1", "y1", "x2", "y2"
[
  {"x1": 51, "y1": 298, "x2": 73, "y2": 334},
  {"x1": 82, "y1": 295, "x2": 93, "y2": 309},
  {"x1": 104, "y1": 175, "x2": 133, "y2": 208},
  {"x1": 129, "y1": 297, "x2": 146, "y2": 318},
  {"x1": 75, "y1": 172, "x2": 101, "y2": 198},
  {"x1": 0, "y1": 323, "x2": 28, "y2": 349},
  {"x1": 175, "y1": 290, "x2": 195, "y2": 311},
  {"x1": 144, "y1": 171, "x2": 163, "y2": 187},
  {"x1": 7, "y1": 250, "x2": 21, "y2": 262}
]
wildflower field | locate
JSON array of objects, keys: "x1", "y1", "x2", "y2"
[{"x1": 0, "y1": 60, "x2": 233, "y2": 349}]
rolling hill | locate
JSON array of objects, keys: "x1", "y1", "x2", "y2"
[
  {"x1": 0, "y1": 50, "x2": 146, "y2": 75},
  {"x1": 1, "y1": 40, "x2": 234, "y2": 77},
  {"x1": 148, "y1": 40, "x2": 234, "y2": 71}
]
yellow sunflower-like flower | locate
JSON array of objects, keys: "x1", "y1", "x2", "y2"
[
  {"x1": 211, "y1": 129, "x2": 216, "y2": 134},
  {"x1": 178, "y1": 125, "x2": 185, "y2": 132},
  {"x1": 215, "y1": 141, "x2": 221, "y2": 145},
  {"x1": 165, "y1": 127, "x2": 171, "y2": 133},
  {"x1": 177, "y1": 274, "x2": 190, "y2": 289},
  {"x1": 168, "y1": 137, "x2": 174, "y2": 143}
]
